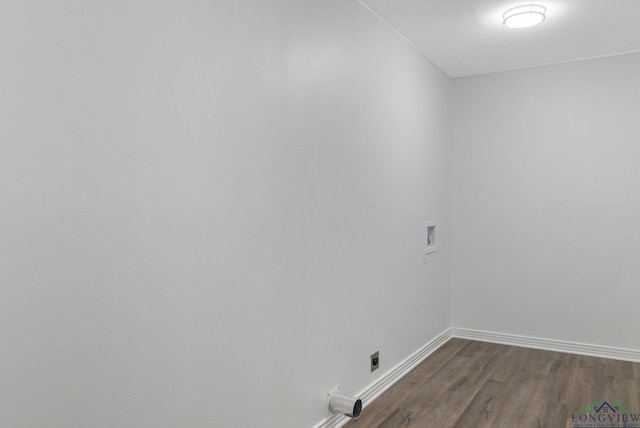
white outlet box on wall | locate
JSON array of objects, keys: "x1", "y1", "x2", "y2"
[{"x1": 424, "y1": 221, "x2": 437, "y2": 254}]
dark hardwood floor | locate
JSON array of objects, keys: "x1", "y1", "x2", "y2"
[{"x1": 346, "y1": 339, "x2": 640, "y2": 428}]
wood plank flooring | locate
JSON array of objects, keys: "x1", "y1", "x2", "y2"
[{"x1": 345, "y1": 339, "x2": 640, "y2": 428}]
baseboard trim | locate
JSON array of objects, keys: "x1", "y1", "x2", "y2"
[
  {"x1": 313, "y1": 328, "x2": 640, "y2": 427},
  {"x1": 451, "y1": 328, "x2": 640, "y2": 363},
  {"x1": 312, "y1": 328, "x2": 452, "y2": 428}
]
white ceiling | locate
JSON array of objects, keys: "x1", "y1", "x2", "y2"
[{"x1": 360, "y1": 0, "x2": 640, "y2": 77}]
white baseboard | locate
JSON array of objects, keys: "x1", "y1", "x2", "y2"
[
  {"x1": 313, "y1": 328, "x2": 640, "y2": 427},
  {"x1": 312, "y1": 328, "x2": 452, "y2": 428},
  {"x1": 451, "y1": 327, "x2": 640, "y2": 363}
]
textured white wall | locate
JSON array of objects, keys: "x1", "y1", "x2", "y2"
[
  {"x1": 452, "y1": 53, "x2": 640, "y2": 349},
  {"x1": 0, "y1": 1, "x2": 451, "y2": 427}
]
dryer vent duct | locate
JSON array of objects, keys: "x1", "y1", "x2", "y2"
[{"x1": 328, "y1": 390, "x2": 362, "y2": 420}]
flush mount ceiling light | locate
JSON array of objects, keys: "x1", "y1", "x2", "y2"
[{"x1": 503, "y1": 4, "x2": 546, "y2": 28}]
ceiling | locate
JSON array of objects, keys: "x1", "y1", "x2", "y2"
[{"x1": 360, "y1": 0, "x2": 640, "y2": 77}]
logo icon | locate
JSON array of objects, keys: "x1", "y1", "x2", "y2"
[{"x1": 570, "y1": 400, "x2": 640, "y2": 427}]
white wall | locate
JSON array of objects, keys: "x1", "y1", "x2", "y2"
[
  {"x1": 452, "y1": 53, "x2": 640, "y2": 349},
  {"x1": 0, "y1": 1, "x2": 452, "y2": 427}
]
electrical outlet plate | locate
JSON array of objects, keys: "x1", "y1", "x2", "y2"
[{"x1": 371, "y1": 351, "x2": 379, "y2": 372}]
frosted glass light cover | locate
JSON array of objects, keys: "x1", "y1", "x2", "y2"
[{"x1": 503, "y1": 4, "x2": 546, "y2": 28}]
